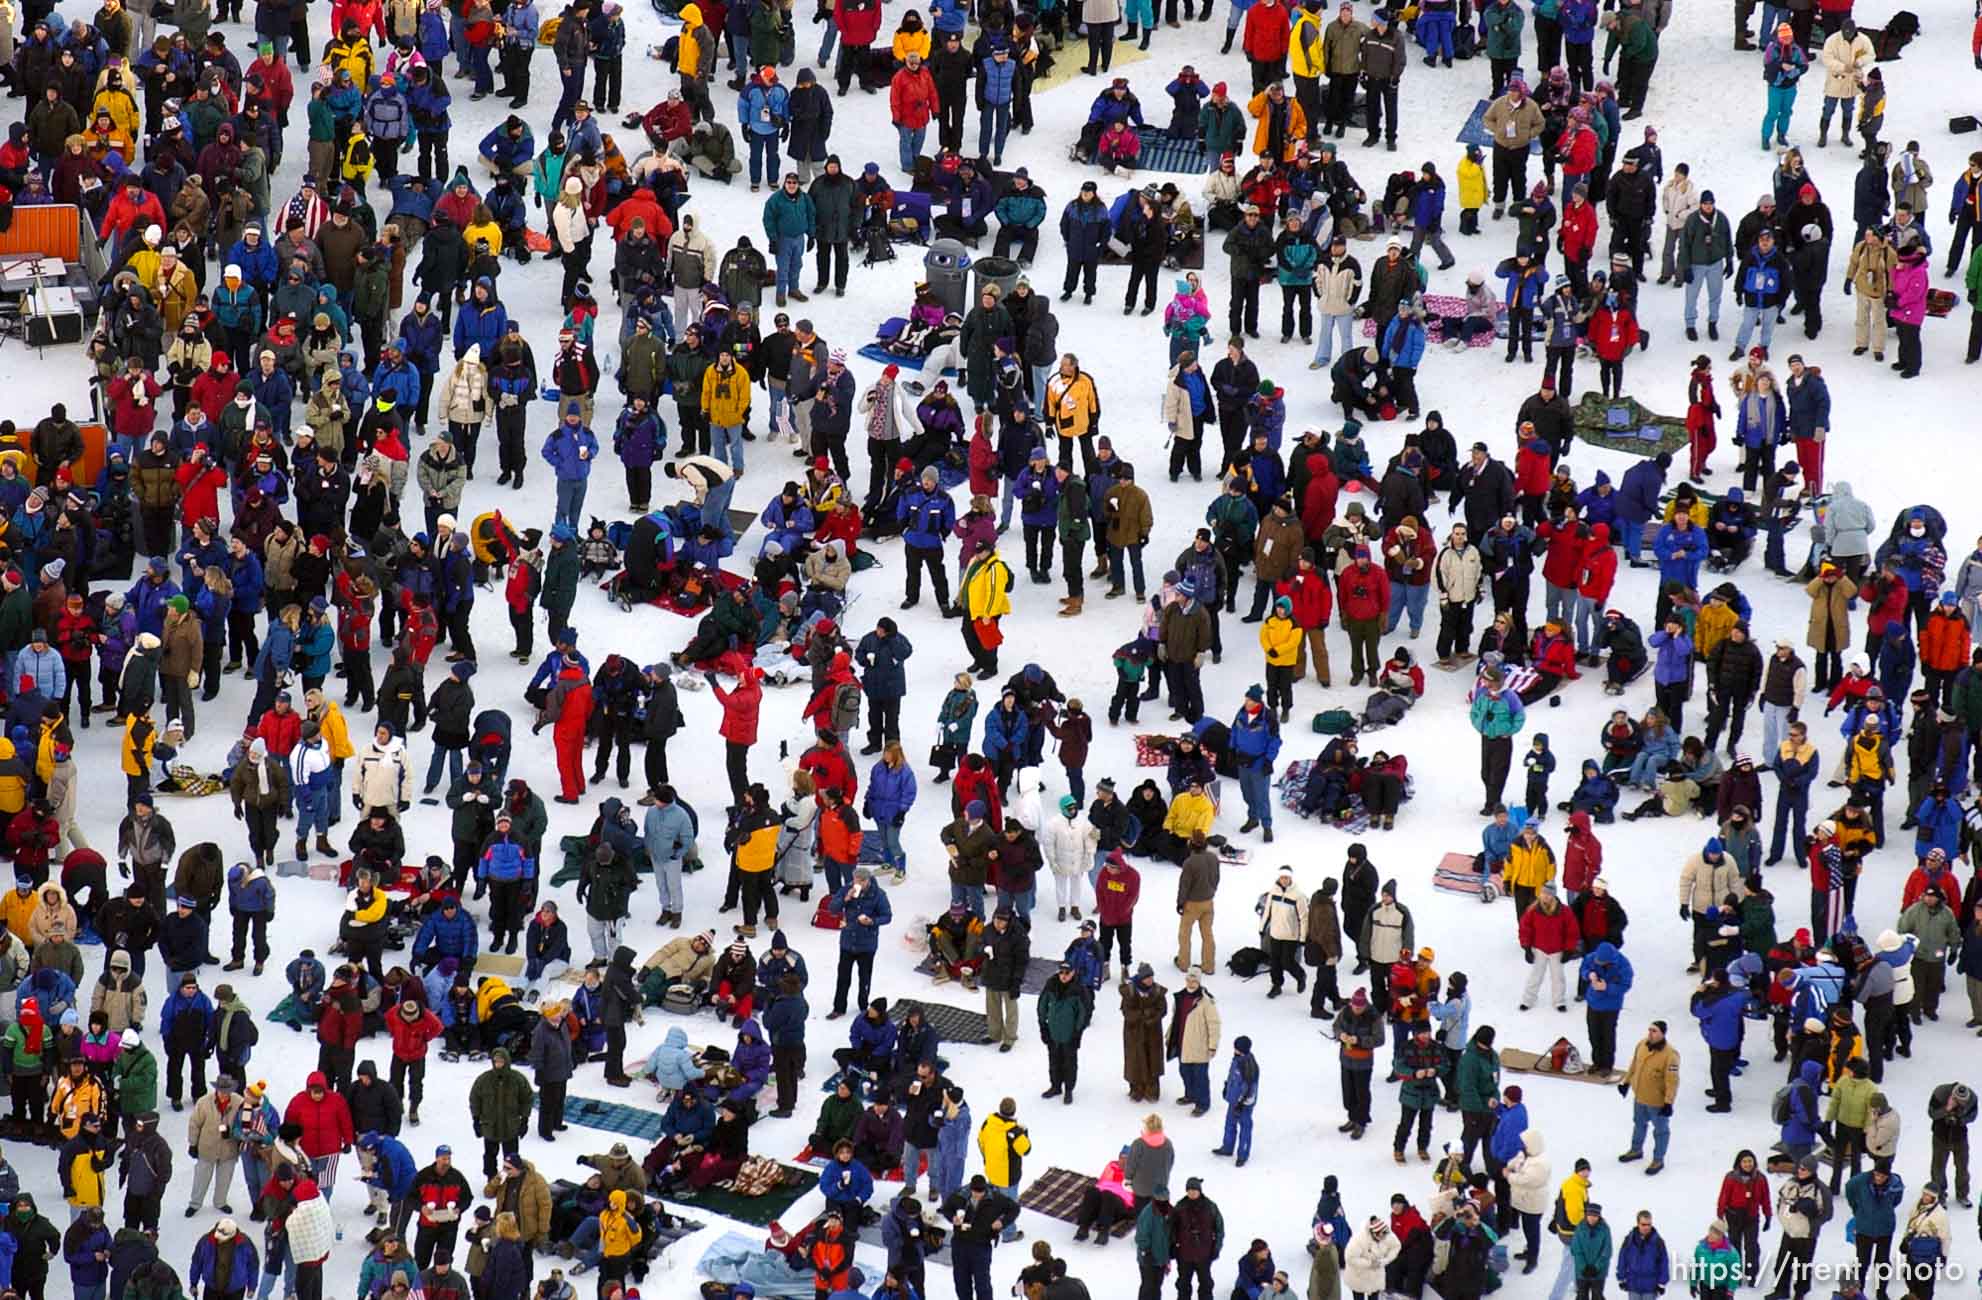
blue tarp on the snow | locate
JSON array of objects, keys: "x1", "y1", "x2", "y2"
[
  {"x1": 564, "y1": 1094, "x2": 666, "y2": 1141},
  {"x1": 696, "y1": 1231, "x2": 818, "y2": 1299},
  {"x1": 1133, "y1": 125, "x2": 1213, "y2": 174}
]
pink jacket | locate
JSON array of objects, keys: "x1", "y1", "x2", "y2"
[
  {"x1": 1096, "y1": 1159, "x2": 1135, "y2": 1207},
  {"x1": 1891, "y1": 256, "x2": 1929, "y2": 326}
]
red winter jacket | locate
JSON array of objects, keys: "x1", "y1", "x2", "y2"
[
  {"x1": 1242, "y1": 0, "x2": 1291, "y2": 61},
  {"x1": 1561, "y1": 812, "x2": 1603, "y2": 894},
  {"x1": 1095, "y1": 861, "x2": 1141, "y2": 926},
  {"x1": 1588, "y1": 306, "x2": 1641, "y2": 362},
  {"x1": 889, "y1": 66, "x2": 938, "y2": 131},
  {"x1": 1578, "y1": 526, "x2": 1617, "y2": 601},
  {"x1": 1335, "y1": 562, "x2": 1390, "y2": 623},
  {"x1": 1383, "y1": 525, "x2": 1436, "y2": 588},
  {"x1": 1535, "y1": 521, "x2": 1588, "y2": 589},
  {"x1": 1716, "y1": 1168, "x2": 1773, "y2": 1227},
  {"x1": 316, "y1": 999, "x2": 363, "y2": 1051},
  {"x1": 714, "y1": 668, "x2": 763, "y2": 744},
  {"x1": 833, "y1": 0, "x2": 883, "y2": 45},
  {"x1": 1556, "y1": 124, "x2": 1598, "y2": 178},
  {"x1": 285, "y1": 1074, "x2": 356, "y2": 1157},
  {"x1": 257, "y1": 707, "x2": 304, "y2": 757},
  {"x1": 1518, "y1": 900, "x2": 1581, "y2": 955},
  {"x1": 1298, "y1": 455, "x2": 1340, "y2": 539},
  {"x1": 1278, "y1": 570, "x2": 1333, "y2": 629},
  {"x1": 1558, "y1": 199, "x2": 1598, "y2": 262},
  {"x1": 389, "y1": 1007, "x2": 444, "y2": 1063},
  {"x1": 1859, "y1": 576, "x2": 1910, "y2": 639},
  {"x1": 952, "y1": 755, "x2": 1003, "y2": 829},
  {"x1": 1531, "y1": 629, "x2": 1580, "y2": 680},
  {"x1": 1514, "y1": 440, "x2": 1553, "y2": 497},
  {"x1": 176, "y1": 462, "x2": 229, "y2": 529}
]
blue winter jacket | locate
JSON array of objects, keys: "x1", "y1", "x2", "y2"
[
  {"x1": 981, "y1": 704, "x2": 1029, "y2": 761},
  {"x1": 979, "y1": 54, "x2": 1017, "y2": 106},
  {"x1": 478, "y1": 837, "x2": 537, "y2": 883},
  {"x1": 1578, "y1": 943, "x2": 1634, "y2": 1013},
  {"x1": 413, "y1": 908, "x2": 481, "y2": 963},
  {"x1": 371, "y1": 357, "x2": 422, "y2": 408},
  {"x1": 1913, "y1": 796, "x2": 1960, "y2": 859},
  {"x1": 657, "y1": 1091, "x2": 717, "y2": 1143},
  {"x1": 855, "y1": 631, "x2": 913, "y2": 701},
  {"x1": 846, "y1": 1010, "x2": 898, "y2": 1063},
  {"x1": 1647, "y1": 627, "x2": 1693, "y2": 686},
  {"x1": 453, "y1": 289, "x2": 510, "y2": 359},
  {"x1": 864, "y1": 760, "x2": 917, "y2": 824},
  {"x1": 1615, "y1": 459, "x2": 1665, "y2": 527},
  {"x1": 1228, "y1": 706, "x2": 1282, "y2": 770},
  {"x1": 1013, "y1": 464, "x2": 1059, "y2": 529},
  {"x1": 226, "y1": 229, "x2": 280, "y2": 287},
  {"x1": 479, "y1": 124, "x2": 536, "y2": 169},
  {"x1": 1652, "y1": 524, "x2": 1705, "y2": 588},
  {"x1": 819, "y1": 1156, "x2": 875, "y2": 1206},
  {"x1": 360, "y1": 1134, "x2": 417, "y2": 1198},
  {"x1": 1843, "y1": 1171, "x2": 1905, "y2": 1237},
  {"x1": 613, "y1": 409, "x2": 664, "y2": 470},
  {"x1": 829, "y1": 881, "x2": 892, "y2": 955},
  {"x1": 1487, "y1": 1101, "x2": 1529, "y2": 1164},
  {"x1": 542, "y1": 424, "x2": 600, "y2": 480},
  {"x1": 896, "y1": 486, "x2": 957, "y2": 550},
  {"x1": 1381, "y1": 314, "x2": 1427, "y2": 369},
  {"x1": 1691, "y1": 984, "x2": 1751, "y2": 1050},
  {"x1": 739, "y1": 82, "x2": 790, "y2": 137},
  {"x1": 1614, "y1": 1229, "x2": 1670, "y2": 1294},
  {"x1": 227, "y1": 864, "x2": 275, "y2": 915},
  {"x1": 189, "y1": 1233, "x2": 260, "y2": 1295},
  {"x1": 1781, "y1": 1059, "x2": 1824, "y2": 1146}
]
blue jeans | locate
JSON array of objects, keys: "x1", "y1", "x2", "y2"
[
  {"x1": 425, "y1": 742, "x2": 464, "y2": 792},
  {"x1": 996, "y1": 887, "x2": 1033, "y2": 924},
  {"x1": 875, "y1": 821, "x2": 905, "y2": 872},
  {"x1": 703, "y1": 476, "x2": 738, "y2": 530},
  {"x1": 570, "y1": 1216, "x2": 604, "y2": 1268},
  {"x1": 997, "y1": 475, "x2": 1020, "y2": 528},
  {"x1": 1617, "y1": 517, "x2": 1644, "y2": 561},
  {"x1": 774, "y1": 234, "x2": 805, "y2": 294},
  {"x1": 256, "y1": 1243, "x2": 296, "y2": 1300},
  {"x1": 1761, "y1": 83, "x2": 1797, "y2": 146},
  {"x1": 711, "y1": 424, "x2": 746, "y2": 474},
  {"x1": 653, "y1": 855, "x2": 684, "y2": 913},
  {"x1": 1820, "y1": 94, "x2": 1854, "y2": 135},
  {"x1": 554, "y1": 476, "x2": 588, "y2": 530},
  {"x1": 1733, "y1": 302, "x2": 1776, "y2": 353},
  {"x1": 817, "y1": 23, "x2": 838, "y2": 62},
  {"x1": 747, "y1": 132, "x2": 777, "y2": 185},
  {"x1": 896, "y1": 124, "x2": 925, "y2": 174},
  {"x1": 1222, "y1": 1102, "x2": 1254, "y2": 1160},
  {"x1": 1384, "y1": 582, "x2": 1428, "y2": 635},
  {"x1": 950, "y1": 881, "x2": 985, "y2": 920},
  {"x1": 767, "y1": 382, "x2": 790, "y2": 434},
  {"x1": 293, "y1": 786, "x2": 329, "y2": 842},
  {"x1": 1683, "y1": 263, "x2": 1724, "y2": 327},
  {"x1": 978, "y1": 102, "x2": 1011, "y2": 158},
  {"x1": 1108, "y1": 543, "x2": 1146, "y2": 595},
  {"x1": 1549, "y1": 1243, "x2": 1578, "y2": 1300},
  {"x1": 1065, "y1": 766, "x2": 1086, "y2": 805},
  {"x1": 1313, "y1": 313, "x2": 1355, "y2": 365},
  {"x1": 1630, "y1": 1100, "x2": 1670, "y2": 1160},
  {"x1": 1238, "y1": 764, "x2": 1272, "y2": 830},
  {"x1": 1180, "y1": 1061, "x2": 1211, "y2": 1108},
  {"x1": 1573, "y1": 592, "x2": 1602, "y2": 653},
  {"x1": 468, "y1": 42, "x2": 493, "y2": 92}
]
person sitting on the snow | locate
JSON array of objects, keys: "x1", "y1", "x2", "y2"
[
  {"x1": 1705, "y1": 489, "x2": 1757, "y2": 570},
  {"x1": 1563, "y1": 759, "x2": 1621, "y2": 822}
]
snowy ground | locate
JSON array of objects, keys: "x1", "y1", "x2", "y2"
[{"x1": 18, "y1": 0, "x2": 1982, "y2": 1296}]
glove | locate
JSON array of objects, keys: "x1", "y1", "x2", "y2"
[
  {"x1": 1679, "y1": 905, "x2": 1691, "y2": 921},
  {"x1": 1659, "y1": 1104, "x2": 1673, "y2": 1117},
  {"x1": 1616, "y1": 1083, "x2": 1628, "y2": 1097},
  {"x1": 233, "y1": 805, "x2": 244, "y2": 820},
  {"x1": 118, "y1": 860, "x2": 130, "y2": 878},
  {"x1": 1524, "y1": 947, "x2": 1536, "y2": 964}
]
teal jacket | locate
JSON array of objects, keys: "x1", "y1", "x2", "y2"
[
  {"x1": 1570, "y1": 1221, "x2": 1614, "y2": 1279},
  {"x1": 762, "y1": 189, "x2": 817, "y2": 241},
  {"x1": 1469, "y1": 688, "x2": 1527, "y2": 739}
]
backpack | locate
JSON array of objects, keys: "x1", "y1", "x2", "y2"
[
  {"x1": 662, "y1": 982, "x2": 702, "y2": 1014},
  {"x1": 1360, "y1": 692, "x2": 1409, "y2": 730},
  {"x1": 1225, "y1": 946, "x2": 1267, "y2": 978},
  {"x1": 1771, "y1": 1085, "x2": 1794, "y2": 1125},
  {"x1": 1545, "y1": 1037, "x2": 1584, "y2": 1073},
  {"x1": 1312, "y1": 708, "x2": 1357, "y2": 735}
]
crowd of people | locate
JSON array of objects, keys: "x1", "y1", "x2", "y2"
[{"x1": 0, "y1": 0, "x2": 1980, "y2": 1297}]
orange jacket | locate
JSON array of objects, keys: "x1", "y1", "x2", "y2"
[
  {"x1": 818, "y1": 801, "x2": 863, "y2": 865},
  {"x1": 1920, "y1": 607, "x2": 1972, "y2": 674}
]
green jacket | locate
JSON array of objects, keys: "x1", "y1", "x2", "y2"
[
  {"x1": 112, "y1": 1044, "x2": 159, "y2": 1115},
  {"x1": 1569, "y1": 1220, "x2": 1613, "y2": 1278},
  {"x1": 1738, "y1": 892, "x2": 1776, "y2": 956},
  {"x1": 620, "y1": 334, "x2": 666, "y2": 398},
  {"x1": 1603, "y1": 12, "x2": 1657, "y2": 64},
  {"x1": 540, "y1": 543, "x2": 580, "y2": 612},
  {"x1": 0, "y1": 586, "x2": 33, "y2": 655},
  {"x1": 1897, "y1": 899, "x2": 1961, "y2": 961},
  {"x1": 666, "y1": 346, "x2": 711, "y2": 411},
  {"x1": 1456, "y1": 1043, "x2": 1500, "y2": 1113},
  {"x1": 468, "y1": 1062, "x2": 536, "y2": 1142},
  {"x1": 1827, "y1": 1075, "x2": 1877, "y2": 1129},
  {"x1": 3, "y1": 1020, "x2": 44, "y2": 1073},
  {"x1": 1967, "y1": 242, "x2": 1982, "y2": 309},
  {"x1": 1035, "y1": 977, "x2": 1094, "y2": 1045},
  {"x1": 1198, "y1": 101, "x2": 1246, "y2": 158},
  {"x1": 352, "y1": 262, "x2": 391, "y2": 326},
  {"x1": 1057, "y1": 476, "x2": 1092, "y2": 544},
  {"x1": 813, "y1": 1091, "x2": 861, "y2": 1148},
  {"x1": 307, "y1": 97, "x2": 336, "y2": 143},
  {"x1": 1469, "y1": 689, "x2": 1526, "y2": 740},
  {"x1": 1482, "y1": 0, "x2": 1524, "y2": 59},
  {"x1": 1135, "y1": 1200, "x2": 1173, "y2": 1265}
]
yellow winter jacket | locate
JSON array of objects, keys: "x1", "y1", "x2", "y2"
[
  {"x1": 1288, "y1": 9, "x2": 1325, "y2": 78},
  {"x1": 1694, "y1": 600, "x2": 1740, "y2": 663},
  {"x1": 599, "y1": 1191, "x2": 644, "y2": 1258},
  {"x1": 50, "y1": 1073, "x2": 105, "y2": 1139},
  {"x1": 64, "y1": 1140, "x2": 108, "y2": 1207},
  {"x1": 963, "y1": 553, "x2": 1013, "y2": 621},
  {"x1": 476, "y1": 975, "x2": 514, "y2": 1022},
  {"x1": 1259, "y1": 614, "x2": 1302, "y2": 667},
  {"x1": 0, "y1": 886, "x2": 37, "y2": 942},
  {"x1": 464, "y1": 218, "x2": 505, "y2": 256},
  {"x1": 976, "y1": 1112, "x2": 1031, "y2": 1186},
  {"x1": 1163, "y1": 790, "x2": 1215, "y2": 839},
  {"x1": 1457, "y1": 157, "x2": 1487, "y2": 211},
  {"x1": 1845, "y1": 733, "x2": 1890, "y2": 785},
  {"x1": 0, "y1": 736, "x2": 32, "y2": 811},
  {"x1": 892, "y1": 28, "x2": 930, "y2": 61},
  {"x1": 1503, "y1": 838, "x2": 1557, "y2": 890},
  {"x1": 700, "y1": 364, "x2": 752, "y2": 427},
  {"x1": 316, "y1": 701, "x2": 355, "y2": 762}
]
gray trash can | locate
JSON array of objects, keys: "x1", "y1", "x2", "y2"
[
  {"x1": 923, "y1": 238, "x2": 973, "y2": 315},
  {"x1": 972, "y1": 255, "x2": 1021, "y2": 305}
]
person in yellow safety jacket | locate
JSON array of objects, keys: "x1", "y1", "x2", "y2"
[
  {"x1": 0, "y1": 877, "x2": 38, "y2": 942},
  {"x1": 475, "y1": 974, "x2": 515, "y2": 1023},
  {"x1": 960, "y1": 538, "x2": 1015, "y2": 675},
  {"x1": 1044, "y1": 359, "x2": 1100, "y2": 444},
  {"x1": 975, "y1": 1096, "x2": 1032, "y2": 1193},
  {"x1": 49, "y1": 1058, "x2": 106, "y2": 1139},
  {"x1": 0, "y1": 732, "x2": 34, "y2": 814},
  {"x1": 464, "y1": 210, "x2": 505, "y2": 257},
  {"x1": 699, "y1": 353, "x2": 753, "y2": 429},
  {"x1": 305, "y1": 690, "x2": 356, "y2": 767},
  {"x1": 60, "y1": 1114, "x2": 114, "y2": 1211},
  {"x1": 469, "y1": 511, "x2": 523, "y2": 567}
]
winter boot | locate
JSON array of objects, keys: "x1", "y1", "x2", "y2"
[{"x1": 315, "y1": 834, "x2": 336, "y2": 857}]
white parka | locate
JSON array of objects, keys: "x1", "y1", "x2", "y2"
[
  {"x1": 1343, "y1": 1222, "x2": 1401, "y2": 1294},
  {"x1": 1041, "y1": 811, "x2": 1098, "y2": 879},
  {"x1": 1507, "y1": 1130, "x2": 1555, "y2": 1215}
]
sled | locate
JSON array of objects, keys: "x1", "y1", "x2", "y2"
[
  {"x1": 1432, "y1": 852, "x2": 1500, "y2": 903},
  {"x1": 1501, "y1": 1047, "x2": 1620, "y2": 1086},
  {"x1": 523, "y1": 229, "x2": 553, "y2": 254},
  {"x1": 475, "y1": 953, "x2": 525, "y2": 978},
  {"x1": 1134, "y1": 733, "x2": 1173, "y2": 767},
  {"x1": 1216, "y1": 843, "x2": 1252, "y2": 866}
]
